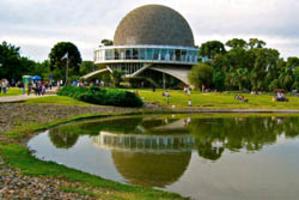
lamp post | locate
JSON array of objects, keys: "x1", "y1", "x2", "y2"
[{"x1": 65, "y1": 57, "x2": 69, "y2": 86}]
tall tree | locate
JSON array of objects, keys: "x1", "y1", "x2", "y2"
[
  {"x1": 0, "y1": 41, "x2": 36, "y2": 80},
  {"x1": 249, "y1": 38, "x2": 266, "y2": 49},
  {"x1": 226, "y1": 38, "x2": 248, "y2": 49},
  {"x1": 188, "y1": 63, "x2": 213, "y2": 91},
  {"x1": 80, "y1": 61, "x2": 96, "y2": 76},
  {"x1": 199, "y1": 40, "x2": 226, "y2": 60},
  {"x1": 49, "y1": 42, "x2": 82, "y2": 79},
  {"x1": 250, "y1": 48, "x2": 280, "y2": 91}
]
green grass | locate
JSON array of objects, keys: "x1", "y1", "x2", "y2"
[
  {"x1": 137, "y1": 89, "x2": 299, "y2": 110},
  {"x1": 26, "y1": 96, "x2": 92, "y2": 106},
  {"x1": 0, "y1": 111, "x2": 187, "y2": 199},
  {"x1": 0, "y1": 144, "x2": 185, "y2": 200},
  {"x1": 0, "y1": 87, "x2": 22, "y2": 97},
  {"x1": 14, "y1": 88, "x2": 299, "y2": 110}
]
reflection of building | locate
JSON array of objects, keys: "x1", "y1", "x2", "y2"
[
  {"x1": 84, "y1": 4, "x2": 198, "y2": 86},
  {"x1": 91, "y1": 118, "x2": 194, "y2": 187},
  {"x1": 112, "y1": 151, "x2": 191, "y2": 187},
  {"x1": 93, "y1": 131, "x2": 194, "y2": 153}
]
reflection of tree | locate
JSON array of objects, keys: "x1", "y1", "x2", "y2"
[
  {"x1": 112, "y1": 151, "x2": 191, "y2": 187},
  {"x1": 48, "y1": 118, "x2": 143, "y2": 149},
  {"x1": 196, "y1": 142, "x2": 224, "y2": 161},
  {"x1": 49, "y1": 127, "x2": 80, "y2": 149},
  {"x1": 188, "y1": 117, "x2": 299, "y2": 161}
]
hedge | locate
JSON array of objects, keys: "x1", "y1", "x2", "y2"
[{"x1": 57, "y1": 86, "x2": 143, "y2": 107}]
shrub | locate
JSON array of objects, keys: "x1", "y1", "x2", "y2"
[{"x1": 57, "y1": 86, "x2": 143, "y2": 107}]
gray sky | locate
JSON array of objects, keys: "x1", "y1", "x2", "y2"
[{"x1": 1, "y1": 0, "x2": 299, "y2": 61}]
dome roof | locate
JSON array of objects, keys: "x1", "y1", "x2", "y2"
[{"x1": 114, "y1": 4, "x2": 195, "y2": 47}]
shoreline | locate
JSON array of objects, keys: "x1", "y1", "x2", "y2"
[{"x1": 2, "y1": 101, "x2": 299, "y2": 199}]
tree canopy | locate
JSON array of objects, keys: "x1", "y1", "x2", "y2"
[
  {"x1": 101, "y1": 39, "x2": 113, "y2": 46},
  {"x1": 199, "y1": 40, "x2": 226, "y2": 60},
  {"x1": 49, "y1": 42, "x2": 82, "y2": 80},
  {"x1": 198, "y1": 38, "x2": 299, "y2": 92},
  {"x1": 0, "y1": 41, "x2": 36, "y2": 81},
  {"x1": 188, "y1": 63, "x2": 213, "y2": 90}
]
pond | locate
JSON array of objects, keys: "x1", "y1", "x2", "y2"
[{"x1": 28, "y1": 114, "x2": 299, "y2": 200}]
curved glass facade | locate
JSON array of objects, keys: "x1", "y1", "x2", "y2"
[{"x1": 94, "y1": 45, "x2": 198, "y2": 65}]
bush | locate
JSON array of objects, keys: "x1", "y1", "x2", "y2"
[{"x1": 57, "y1": 86, "x2": 143, "y2": 107}]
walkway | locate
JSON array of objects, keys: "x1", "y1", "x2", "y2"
[{"x1": 0, "y1": 94, "x2": 55, "y2": 103}]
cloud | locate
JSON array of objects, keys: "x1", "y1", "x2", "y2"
[{"x1": 0, "y1": 0, "x2": 299, "y2": 61}]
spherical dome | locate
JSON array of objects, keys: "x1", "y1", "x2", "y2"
[{"x1": 114, "y1": 4, "x2": 195, "y2": 47}]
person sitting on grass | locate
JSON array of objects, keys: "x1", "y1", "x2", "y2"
[
  {"x1": 273, "y1": 90, "x2": 288, "y2": 102},
  {"x1": 162, "y1": 90, "x2": 170, "y2": 104},
  {"x1": 235, "y1": 94, "x2": 248, "y2": 102}
]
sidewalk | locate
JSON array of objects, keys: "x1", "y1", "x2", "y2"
[{"x1": 0, "y1": 94, "x2": 55, "y2": 103}]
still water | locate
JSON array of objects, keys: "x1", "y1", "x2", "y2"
[{"x1": 28, "y1": 115, "x2": 299, "y2": 200}]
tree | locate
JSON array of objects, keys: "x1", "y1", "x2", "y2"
[
  {"x1": 80, "y1": 61, "x2": 96, "y2": 76},
  {"x1": 292, "y1": 67, "x2": 299, "y2": 90},
  {"x1": 188, "y1": 63, "x2": 213, "y2": 91},
  {"x1": 249, "y1": 38, "x2": 266, "y2": 49},
  {"x1": 250, "y1": 48, "x2": 280, "y2": 91},
  {"x1": 111, "y1": 69, "x2": 124, "y2": 87},
  {"x1": 49, "y1": 42, "x2": 82, "y2": 80},
  {"x1": 199, "y1": 41, "x2": 226, "y2": 60},
  {"x1": 101, "y1": 39, "x2": 113, "y2": 46},
  {"x1": 226, "y1": 38, "x2": 248, "y2": 49},
  {"x1": 0, "y1": 41, "x2": 36, "y2": 80}
]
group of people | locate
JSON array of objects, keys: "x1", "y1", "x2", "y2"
[
  {"x1": 27, "y1": 81, "x2": 48, "y2": 96},
  {"x1": 273, "y1": 91, "x2": 288, "y2": 102},
  {"x1": 162, "y1": 87, "x2": 193, "y2": 107},
  {"x1": 183, "y1": 86, "x2": 192, "y2": 96},
  {"x1": 235, "y1": 94, "x2": 249, "y2": 102},
  {"x1": 0, "y1": 79, "x2": 9, "y2": 94}
]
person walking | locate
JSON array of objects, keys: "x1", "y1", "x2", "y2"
[
  {"x1": 0, "y1": 80, "x2": 2, "y2": 94},
  {"x1": 1, "y1": 79, "x2": 8, "y2": 94}
]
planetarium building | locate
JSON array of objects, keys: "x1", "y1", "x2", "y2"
[{"x1": 91, "y1": 4, "x2": 198, "y2": 86}]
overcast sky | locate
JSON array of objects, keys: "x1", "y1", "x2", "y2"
[{"x1": 1, "y1": 0, "x2": 299, "y2": 61}]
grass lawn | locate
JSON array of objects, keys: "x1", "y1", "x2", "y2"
[
  {"x1": 5, "y1": 88, "x2": 299, "y2": 110},
  {"x1": 0, "y1": 111, "x2": 186, "y2": 200},
  {"x1": 4, "y1": 88, "x2": 299, "y2": 199},
  {"x1": 137, "y1": 89, "x2": 299, "y2": 110},
  {"x1": 0, "y1": 144, "x2": 185, "y2": 200},
  {"x1": 26, "y1": 96, "x2": 92, "y2": 106},
  {"x1": 0, "y1": 87, "x2": 22, "y2": 97}
]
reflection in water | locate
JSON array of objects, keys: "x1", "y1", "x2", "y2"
[
  {"x1": 48, "y1": 116, "x2": 299, "y2": 161},
  {"x1": 189, "y1": 117, "x2": 299, "y2": 160},
  {"x1": 49, "y1": 127, "x2": 80, "y2": 149},
  {"x1": 112, "y1": 151, "x2": 191, "y2": 187},
  {"x1": 93, "y1": 132, "x2": 194, "y2": 153},
  {"x1": 35, "y1": 115, "x2": 299, "y2": 198}
]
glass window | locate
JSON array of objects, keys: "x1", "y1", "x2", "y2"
[
  {"x1": 165, "y1": 49, "x2": 170, "y2": 61},
  {"x1": 105, "y1": 49, "x2": 114, "y2": 60},
  {"x1": 132, "y1": 48, "x2": 138, "y2": 60},
  {"x1": 114, "y1": 49, "x2": 120, "y2": 60},
  {"x1": 125, "y1": 49, "x2": 132, "y2": 60},
  {"x1": 181, "y1": 50, "x2": 187, "y2": 62},
  {"x1": 169, "y1": 49, "x2": 175, "y2": 61},
  {"x1": 139, "y1": 48, "x2": 146, "y2": 60},
  {"x1": 153, "y1": 49, "x2": 159, "y2": 60},
  {"x1": 187, "y1": 50, "x2": 192, "y2": 62},
  {"x1": 120, "y1": 49, "x2": 125, "y2": 60},
  {"x1": 175, "y1": 49, "x2": 181, "y2": 61},
  {"x1": 146, "y1": 48, "x2": 153, "y2": 60},
  {"x1": 192, "y1": 51, "x2": 198, "y2": 62},
  {"x1": 161, "y1": 49, "x2": 167, "y2": 60}
]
